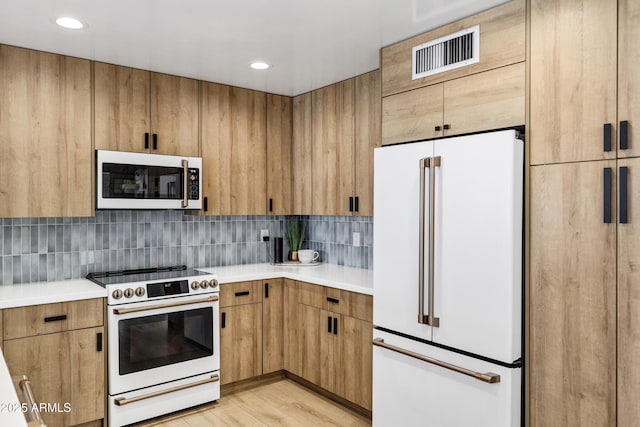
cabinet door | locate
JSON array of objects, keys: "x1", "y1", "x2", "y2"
[
  {"x1": 94, "y1": 62, "x2": 150, "y2": 152},
  {"x1": 219, "y1": 303, "x2": 263, "y2": 384},
  {"x1": 443, "y1": 62, "x2": 525, "y2": 136},
  {"x1": 0, "y1": 45, "x2": 91, "y2": 218},
  {"x1": 283, "y1": 280, "x2": 300, "y2": 375},
  {"x1": 3, "y1": 327, "x2": 105, "y2": 427},
  {"x1": 150, "y1": 72, "x2": 199, "y2": 156},
  {"x1": 618, "y1": 0, "x2": 640, "y2": 158},
  {"x1": 381, "y1": 84, "x2": 443, "y2": 146},
  {"x1": 267, "y1": 94, "x2": 293, "y2": 215},
  {"x1": 262, "y1": 279, "x2": 284, "y2": 373},
  {"x1": 530, "y1": 161, "x2": 616, "y2": 426},
  {"x1": 297, "y1": 304, "x2": 337, "y2": 390},
  {"x1": 202, "y1": 83, "x2": 267, "y2": 215},
  {"x1": 337, "y1": 315, "x2": 372, "y2": 410},
  {"x1": 292, "y1": 93, "x2": 313, "y2": 214},
  {"x1": 312, "y1": 80, "x2": 355, "y2": 215},
  {"x1": 530, "y1": 0, "x2": 617, "y2": 164},
  {"x1": 354, "y1": 70, "x2": 380, "y2": 216},
  {"x1": 617, "y1": 158, "x2": 640, "y2": 424}
]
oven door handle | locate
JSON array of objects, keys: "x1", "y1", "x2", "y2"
[
  {"x1": 114, "y1": 374, "x2": 220, "y2": 406},
  {"x1": 112, "y1": 296, "x2": 219, "y2": 315}
]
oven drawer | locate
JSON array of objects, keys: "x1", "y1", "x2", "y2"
[
  {"x1": 220, "y1": 281, "x2": 262, "y2": 307},
  {"x1": 4, "y1": 298, "x2": 104, "y2": 340}
]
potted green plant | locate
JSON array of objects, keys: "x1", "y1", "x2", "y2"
[{"x1": 286, "y1": 216, "x2": 306, "y2": 261}]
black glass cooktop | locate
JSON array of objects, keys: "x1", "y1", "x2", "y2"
[{"x1": 86, "y1": 265, "x2": 211, "y2": 287}]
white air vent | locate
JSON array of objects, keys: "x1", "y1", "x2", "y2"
[{"x1": 412, "y1": 25, "x2": 480, "y2": 80}]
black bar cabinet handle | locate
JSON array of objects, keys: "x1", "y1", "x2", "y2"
[
  {"x1": 44, "y1": 315, "x2": 67, "y2": 323},
  {"x1": 144, "y1": 132, "x2": 150, "y2": 149},
  {"x1": 235, "y1": 291, "x2": 250, "y2": 297},
  {"x1": 349, "y1": 197, "x2": 354, "y2": 212},
  {"x1": 269, "y1": 198, "x2": 273, "y2": 212},
  {"x1": 221, "y1": 312, "x2": 226, "y2": 329},
  {"x1": 435, "y1": 125, "x2": 442, "y2": 132},
  {"x1": 327, "y1": 316, "x2": 332, "y2": 333},
  {"x1": 620, "y1": 166, "x2": 628, "y2": 224},
  {"x1": 97, "y1": 333, "x2": 103, "y2": 352},
  {"x1": 443, "y1": 124, "x2": 450, "y2": 130},
  {"x1": 152, "y1": 133, "x2": 158, "y2": 150},
  {"x1": 604, "y1": 167, "x2": 612, "y2": 224},
  {"x1": 333, "y1": 317, "x2": 338, "y2": 335},
  {"x1": 620, "y1": 120, "x2": 629, "y2": 150},
  {"x1": 604, "y1": 123, "x2": 612, "y2": 152},
  {"x1": 327, "y1": 297, "x2": 339, "y2": 304},
  {"x1": 203, "y1": 197, "x2": 208, "y2": 212},
  {"x1": 354, "y1": 196, "x2": 359, "y2": 213},
  {"x1": 264, "y1": 283, "x2": 269, "y2": 298}
]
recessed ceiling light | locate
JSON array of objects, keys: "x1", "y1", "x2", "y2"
[
  {"x1": 250, "y1": 62, "x2": 270, "y2": 70},
  {"x1": 56, "y1": 17, "x2": 84, "y2": 30}
]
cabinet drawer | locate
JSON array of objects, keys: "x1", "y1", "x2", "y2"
[
  {"x1": 297, "y1": 282, "x2": 326, "y2": 308},
  {"x1": 325, "y1": 288, "x2": 373, "y2": 322},
  {"x1": 3, "y1": 298, "x2": 104, "y2": 340},
  {"x1": 220, "y1": 281, "x2": 262, "y2": 307}
]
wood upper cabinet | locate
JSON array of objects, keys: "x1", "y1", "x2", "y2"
[
  {"x1": 354, "y1": 70, "x2": 381, "y2": 216},
  {"x1": 618, "y1": 0, "x2": 640, "y2": 159},
  {"x1": 381, "y1": 0, "x2": 525, "y2": 97},
  {"x1": 530, "y1": 162, "x2": 616, "y2": 426},
  {"x1": 266, "y1": 94, "x2": 293, "y2": 215},
  {"x1": 312, "y1": 79, "x2": 355, "y2": 216},
  {"x1": 95, "y1": 63, "x2": 199, "y2": 156},
  {"x1": 382, "y1": 63, "x2": 524, "y2": 146},
  {"x1": 201, "y1": 83, "x2": 267, "y2": 215},
  {"x1": 530, "y1": 0, "x2": 617, "y2": 164},
  {"x1": 0, "y1": 45, "x2": 92, "y2": 218},
  {"x1": 617, "y1": 157, "x2": 640, "y2": 425},
  {"x1": 262, "y1": 278, "x2": 284, "y2": 373},
  {"x1": 3, "y1": 299, "x2": 105, "y2": 427},
  {"x1": 292, "y1": 93, "x2": 313, "y2": 214}
]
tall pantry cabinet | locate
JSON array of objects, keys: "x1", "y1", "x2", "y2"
[{"x1": 530, "y1": 0, "x2": 639, "y2": 425}]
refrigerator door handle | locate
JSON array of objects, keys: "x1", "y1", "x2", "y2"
[
  {"x1": 372, "y1": 338, "x2": 500, "y2": 384},
  {"x1": 419, "y1": 157, "x2": 441, "y2": 327}
]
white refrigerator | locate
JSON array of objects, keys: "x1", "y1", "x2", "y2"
[{"x1": 372, "y1": 129, "x2": 523, "y2": 427}]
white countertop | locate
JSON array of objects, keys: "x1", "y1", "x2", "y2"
[
  {"x1": 0, "y1": 279, "x2": 107, "y2": 309},
  {"x1": 0, "y1": 348, "x2": 28, "y2": 427},
  {"x1": 199, "y1": 263, "x2": 373, "y2": 295}
]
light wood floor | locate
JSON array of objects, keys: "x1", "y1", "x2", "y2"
[{"x1": 134, "y1": 379, "x2": 371, "y2": 427}]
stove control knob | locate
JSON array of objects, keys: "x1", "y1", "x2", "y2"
[
  {"x1": 112, "y1": 289, "x2": 123, "y2": 299},
  {"x1": 200, "y1": 280, "x2": 209, "y2": 289},
  {"x1": 124, "y1": 288, "x2": 134, "y2": 298},
  {"x1": 208, "y1": 279, "x2": 218, "y2": 288},
  {"x1": 191, "y1": 281, "x2": 199, "y2": 290},
  {"x1": 135, "y1": 287, "x2": 145, "y2": 297}
]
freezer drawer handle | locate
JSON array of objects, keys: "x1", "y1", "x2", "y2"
[
  {"x1": 15, "y1": 375, "x2": 46, "y2": 426},
  {"x1": 372, "y1": 338, "x2": 501, "y2": 384},
  {"x1": 112, "y1": 296, "x2": 218, "y2": 315},
  {"x1": 114, "y1": 374, "x2": 220, "y2": 406},
  {"x1": 418, "y1": 157, "x2": 440, "y2": 327}
]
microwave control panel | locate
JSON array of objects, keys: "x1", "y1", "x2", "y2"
[{"x1": 188, "y1": 168, "x2": 200, "y2": 200}]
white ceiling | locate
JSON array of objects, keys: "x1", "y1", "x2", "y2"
[{"x1": 0, "y1": 0, "x2": 509, "y2": 96}]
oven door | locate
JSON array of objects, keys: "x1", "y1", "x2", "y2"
[
  {"x1": 108, "y1": 293, "x2": 219, "y2": 395},
  {"x1": 96, "y1": 150, "x2": 202, "y2": 210}
]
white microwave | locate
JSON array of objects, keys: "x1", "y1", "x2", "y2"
[{"x1": 96, "y1": 150, "x2": 202, "y2": 210}]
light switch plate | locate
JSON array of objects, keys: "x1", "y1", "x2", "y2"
[
  {"x1": 353, "y1": 232, "x2": 361, "y2": 247},
  {"x1": 261, "y1": 229, "x2": 270, "y2": 241}
]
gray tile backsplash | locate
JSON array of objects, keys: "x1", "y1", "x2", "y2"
[{"x1": 0, "y1": 212, "x2": 373, "y2": 285}]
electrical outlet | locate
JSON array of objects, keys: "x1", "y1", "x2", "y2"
[
  {"x1": 353, "y1": 232, "x2": 361, "y2": 247},
  {"x1": 261, "y1": 229, "x2": 270, "y2": 241}
]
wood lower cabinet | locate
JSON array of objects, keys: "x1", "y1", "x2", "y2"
[
  {"x1": 94, "y1": 63, "x2": 199, "y2": 156},
  {"x1": 262, "y1": 279, "x2": 284, "y2": 373},
  {"x1": 0, "y1": 45, "x2": 92, "y2": 218},
  {"x1": 219, "y1": 302, "x2": 263, "y2": 385},
  {"x1": 530, "y1": 162, "x2": 616, "y2": 426},
  {"x1": 338, "y1": 315, "x2": 372, "y2": 410},
  {"x1": 283, "y1": 279, "x2": 300, "y2": 375},
  {"x1": 617, "y1": 158, "x2": 640, "y2": 425},
  {"x1": 201, "y1": 83, "x2": 267, "y2": 215},
  {"x1": 2, "y1": 299, "x2": 105, "y2": 427}
]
